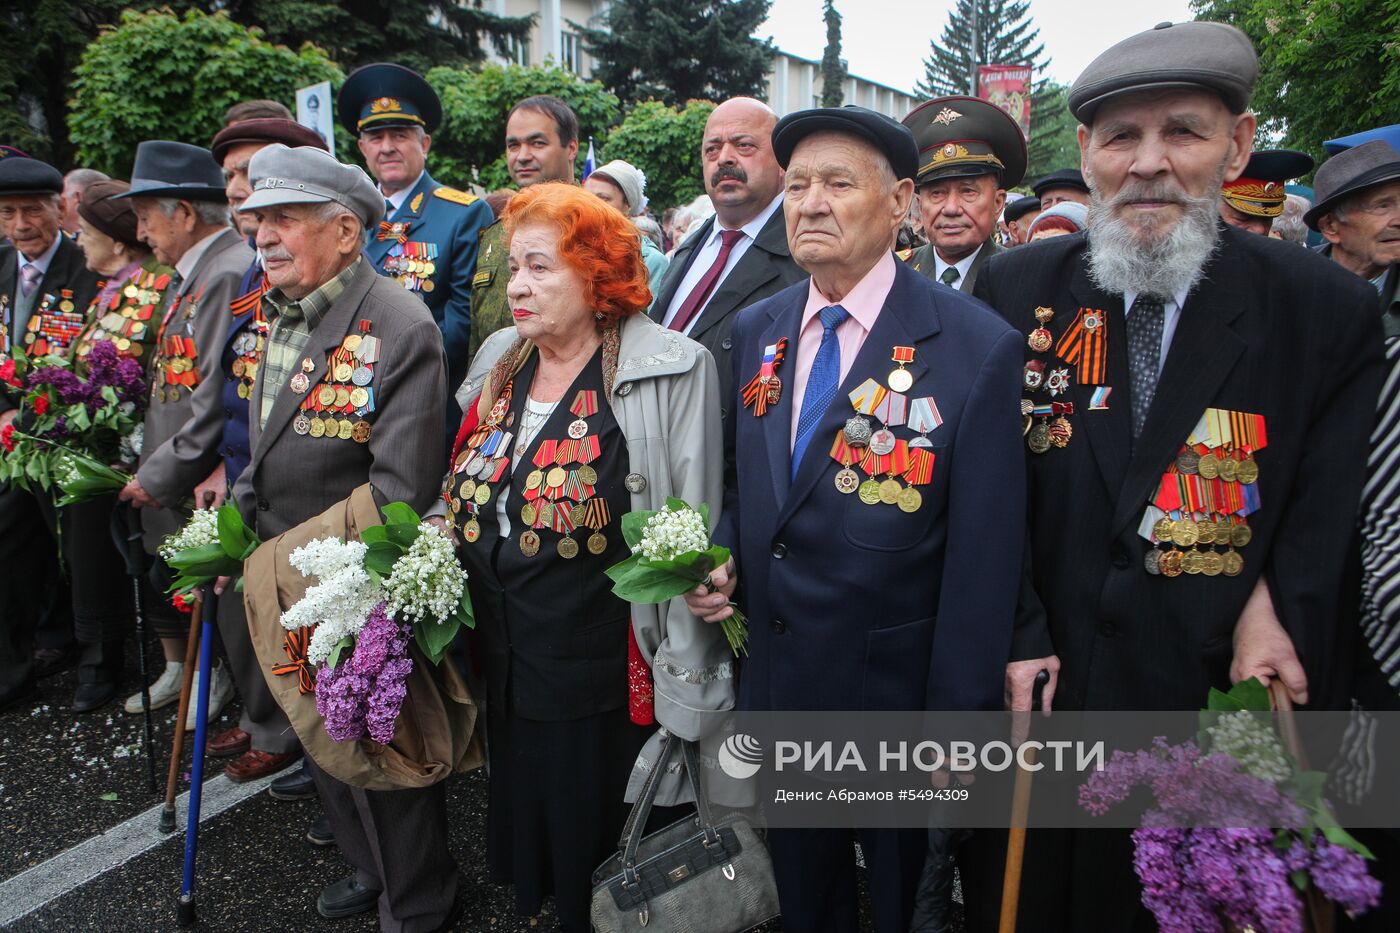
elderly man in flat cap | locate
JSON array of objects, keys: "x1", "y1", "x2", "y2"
[
  {"x1": 0, "y1": 156, "x2": 101, "y2": 711},
  {"x1": 961, "y1": 21, "x2": 1385, "y2": 932},
  {"x1": 113, "y1": 141, "x2": 250, "y2": 726},
  {"x1": 899, "y1": 95, "x2": 1027, "y2": 294},
  {"x1": 686, "y1": 105, "x2": 1024, "y2": 932},
  {"x1": 229, "y1": 144, "x2": 457, "y2": 929},
  {"x1": 183, "y1": 116, "x2": 331, "y2": 790}
]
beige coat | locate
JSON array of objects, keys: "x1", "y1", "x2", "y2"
[{"x1": 462, "y1": 313, "x2": 743, "y2": 806}]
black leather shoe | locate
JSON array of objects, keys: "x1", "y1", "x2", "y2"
[
  {"x1": 316, "y1": 876, "x2": 380, "y2": 919},
  {"x1": 268, "y1": 764, "x2": 317, "y2": 801},
  {"x1": 71, "y1": 681, "x2": 120, "y2": 713},
  {"x1": 306, "y1": 814, "x2": 335, "y2": 847}
]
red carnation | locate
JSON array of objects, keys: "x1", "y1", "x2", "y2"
[
  {"x1": 0, "y1": 359, "x2": 17, "y2": 387},
  {"x1": 171, "y1": 593, "x2": 193, "y2": 614},
  {"x1": 1, "y1": 423, "x2": 14, "y2": 452},
  {"x1": 33, "y1": 394, "x2": 48, "y2": 415}
]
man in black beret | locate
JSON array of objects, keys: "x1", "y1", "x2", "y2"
[
  {"x1": 688, "y1": 105, "x2": 1025, "y2": 931},
  {"x1": 899, "y1": 96, "x2": 1027, "y2": 294},
  {"x1": 1001, "y1": 195, "x2": 1041, "y2": 246},
  {"x1": 0, "y1": 156, "x2": 100, "y2": 711},
  {"x1": 1030, "y1": 168, "x2": 1091, "y2": 209},
  {"x1": 962, "y1": 20, "x2": 1386, "y2": 932}
]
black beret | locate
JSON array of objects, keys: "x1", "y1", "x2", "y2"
[
  {"x1": 0, "y1": 156, "x2": 62, "y2": 198},
  {"x1": 1031, "y1": 169, "x2": 1089, "y2": 199},
  {"x1": 1003, "y1": 196, "x2": 1041, "y2": 223},
  {"x1": 772, "y1": 105, "x2": 919, "y2": 182},
  {"x1": 1069, "y1": 21, "x2": 1258, "y2": 123},
  {"x1": 210, "y1": 118, "x2": 329, "y2": 164}
]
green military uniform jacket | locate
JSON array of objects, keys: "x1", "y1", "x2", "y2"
[{"x1": 467, "y1": 219, "x2": 510, "y2": 367}]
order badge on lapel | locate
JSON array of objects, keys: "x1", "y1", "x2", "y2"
[{"x1": 741, "y1": 338, "x2": 788, "y2": 417}]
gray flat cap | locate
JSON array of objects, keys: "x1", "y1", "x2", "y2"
[
  {"x1": 1304, "y1": 140, "x2": 1400, "y2": 230},
  {"x1": 1069, "y1": 21, "x2": 1257, "y2": 123},
  {"x1": 239, "y1": 144, "x2": 384, "y2": 228}
]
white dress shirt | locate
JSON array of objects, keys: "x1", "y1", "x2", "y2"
[
  {"x1": 1123, "y1": 285, "x2": 1190, "y2": 377},
  {"x1": 384, "y1": 171, "x2": 426, "y2": 214},
  {"x1": 932, "y1": 242, "x2": 982, "y2": 287},
  {"x1": 661, "y1": 194, "x2": 783, "y2": 333}
]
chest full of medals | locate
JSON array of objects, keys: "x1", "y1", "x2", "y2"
[{"x1": 290, "y1": 321, "x2": 380, "y2": 444}]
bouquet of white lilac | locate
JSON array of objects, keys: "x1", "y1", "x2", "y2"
[
  {"x1": 606, "y1": 497, "x2": 748, "y2": 656},
  {"x1": 278, "y1": 501, "x2": 474, "y2": 745}
]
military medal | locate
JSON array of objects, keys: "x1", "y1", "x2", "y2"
[
  {"x1": 888, "y1": 346, "x2": 915, "y2": 393},
  {"x1": 857, "y1": 480, "x2": 882, "y2": 504},
  {"x1": 293, "y1": 413, "x2": 312, "y2": 435},
  {"x1": 557, "y1": 536, "x2": 580, "y2": 559},
  {"x1": 1045, "y1": 367, "x2": 1070, "y2": 398},
  {"x1": 1027, "y1": 307, "x2": 1054, "y2": 353},
  {"x1": 907, "y1": 397, "x2": 942, "y2": 447},
  {"x1": 834, "y1": 468, "x2": 860, "y2": 494},
  {"x1": 520, "y1": 530, "x2": 541, "y2": 557},
  {"x1": 582, "y1": 499, "x2": 611, "y2": 555},
  {"x1": 1177, "y1": 448, "x2": 1201, "y2": 474},
  {"x1": 844, "y1": 416, "x2": 873, "y2": 447},
  {"x1": 742, "y1": 339, "x2": 788, "y2": 417},
  {"x1": 568, "y1": 390, "x2": 597, "y2": 439},
  {"x1": 1023, "y1": 359, "x2": 1046, "y2": 391},
  {"x1": 1027, "y1": 421, "x2": 1051, "y2": 454},
  {"x1": 1144, "y1": 550, "x2": 1162, "y2": 575}
]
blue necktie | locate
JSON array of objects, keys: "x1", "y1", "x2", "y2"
[{"x1": 791, "y1": 304, "x2": 850, "y2": 481}]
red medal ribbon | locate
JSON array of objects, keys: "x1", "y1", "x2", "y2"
[
  {"x1": 532, "y1": 439, "x2": 559, "y2": 468},
  {"x1": 903, "y1": 448, "x2": 935, "y2": 485},
  {"x1": 569, "y1": 390, "x2": 598, "y2": 419}
]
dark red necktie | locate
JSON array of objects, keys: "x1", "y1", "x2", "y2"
[{"x1": 668, "y1": 229, "x2": 744, "y2": 332}]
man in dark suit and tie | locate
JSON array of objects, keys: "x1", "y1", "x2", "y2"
[
  {"x1": 687, "y1": 106, "x2": 1024, "y2": 932},
  {"x1": 898, "y1": 96, "x2": 1025, "y2": 295},
  {"x1": 961, "y1": 21, "x2": 1385, "y2": 932},
  {"x1": 650, "y1": 97, "x2": 805, "y2": 419}
]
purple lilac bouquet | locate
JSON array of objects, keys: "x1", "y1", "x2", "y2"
[
  {"x1": 0, "y1": 341, "x2": 145, "y2": 499},
  {"x1": 1080, "y1": 679, "x2": 1381, "y2": 932},
  {"x1": 280, "y1": 502, "x2": 474, "y2": 746}
]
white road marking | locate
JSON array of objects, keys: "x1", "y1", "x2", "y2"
[{"x1": 0, "y1": 772, "x2": 276, "y2": 926}]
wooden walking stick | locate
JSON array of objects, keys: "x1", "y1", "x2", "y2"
[
  {"x1": 158, "y1": 594, "x2": 202, "y2": 834},
  {"x1": 998, "y1": 669, "x2": 1049, "y2": 933}
]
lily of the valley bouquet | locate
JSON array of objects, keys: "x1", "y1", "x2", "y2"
[
  {"x1": 0, "y1": 342, "x2": 146, "y2": 504},
  {"x1": 1079, "y1": 678, "x2": 1381, "y2": 932},
  {"x1": 159, "y1": 505, "x2": 262, "y2": 599},
  {"x1": 279, "y1": 502, "x2": 474, "y2": 745},
  {"x1": 605, "y1": 497, "x2": 749, "y2": 656}
]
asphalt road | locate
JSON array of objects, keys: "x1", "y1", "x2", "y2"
[{"x1": 0, "y1": 641, "x2": 951, "y2": 932}]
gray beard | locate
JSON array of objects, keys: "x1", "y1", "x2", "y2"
[{"x1": 1084, "y1": 163, "x2": 1227, "y2": 299}]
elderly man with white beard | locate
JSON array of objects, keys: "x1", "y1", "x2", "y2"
[{"x1": 957, "y1": 20, "x2": 1385, "y2": 933}]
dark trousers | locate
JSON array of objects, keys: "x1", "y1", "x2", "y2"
[
  {"x1": 766, "y1": 826, "x2": 927, "y2": 933},
  {"x1": 215, "y1": 593, "x2": 296, "y2": 753},
  {"x1": 308, "y1": 759, "x2": 457, "y2": 933},
  {"x1": 0, "y1": 485, "x2": 53, "y2": 691},
  {"x1": 39, "y1": 494, "x2": 131, "y2": 684}
]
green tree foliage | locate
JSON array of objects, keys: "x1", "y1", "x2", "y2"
[
  {"x1": 820, "y1": 0, "x2": 846, "y2": 108},
  {"x1": 602, "y1": 99, "x2": 716, "y2": 210},
  {"x1": 1024, "y1": 81, "x2": 1080, "y2": 182},
  {"x1": 1192, "y1": 0, "x2": 1400, "y2": 164},
  {"x1": 68, "y1": 9, "x2": 341, "y2": 178},
  {"x1": 218, "y1": 0, "x2": 532, "y2": 75},
  {"x1": 917, "y1": 0, "x2": 1066, "y2": 173},
  {"x1": 428, "y1": 63, "x2": 620, "y2": 190},
  {"x1": 573, "y1": 0, "x2": 776, "y2": 107}
]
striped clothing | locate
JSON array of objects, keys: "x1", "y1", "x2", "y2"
[
  {"x1": 1358, "y1": 334, "x2": 1400, "y2": 692},
  {"x1": 258, "y1": 259, "x2": 358, "y2": 426}
]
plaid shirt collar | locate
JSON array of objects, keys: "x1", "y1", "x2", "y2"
[{"x1": 264, "y1": 257, "x2": 360, "y2": 328}]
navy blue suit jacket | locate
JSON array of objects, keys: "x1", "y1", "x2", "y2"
[
  {"x1": 217, "y1": 256, "x2": 261, "y2": 487},
  {"x1": 365, "y1": 172, "x2": 493, "y2": 388},
  {"x1": 720, "y1": 260, "x2": 1025, "y2": 712}
]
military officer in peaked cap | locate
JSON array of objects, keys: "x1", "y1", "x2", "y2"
[
  {"x1": 339, "y1": 62, "x2": 493, "y2": 419},
  {"x1": 1219, "y1": 148, "x2": 1314, "y2": 236},
  {"x1": 899, "y1": 96, "x2": 1027, "y2": 294}
]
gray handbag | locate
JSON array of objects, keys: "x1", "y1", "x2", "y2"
[{"x1": 590, "y1": 734, "x2": 779, "y2": 932}]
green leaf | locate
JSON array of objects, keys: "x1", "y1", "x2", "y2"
[
  {"x1": 166, "y1": 542, "x2": 234, "y2": 575},
  {"x1": 99, "y1": 792, "x2": 118, "y2": 802},
  {"x1": 620, "y1": 509, "x2": 657, "y2": 549},
  {"x1": 363, "y1": 541, "x2": 401, "y2": 576},
  {"x1": 1206, "y1": 686, "x2": 1246, "y2": 712},
  {"x1": 609, "y1": 563, "x2": 694, "y2": 604},
  {"x1": 326, "y1": 636, "x2": 354, "y2": 670},
  {"x1": 359, "y1": 525, "x2": 389, "y2": 545},
  {"x1": 379, "y1": 501, "x2": 421, "y2": 528},
  {"x1": 1290, "y1": 869, "x2": 1309, "y2": 891},
  {"x1": 455, "y1": 586, "x2": 475, "y2": 630},
  {"x1": 604, "y1": 552, "x2": 644, "y2": 584},
  {"x1": 415, "y1": 616, "x2": 460, "y2": 665},
  {"x1": 1225, "y1": 677, "x2": 1271, "y2": 712},
  {"x1": 1321, "y1": 825, "x2": 1375, "y2": 860},
  {"x1": 664, "y1": 496, "x2": 691, "y2": 513},
  {"x1": 216, "y1": 504, "x2": 250, "y2": 560},
  {"x1": 385, "y1": 523, "x2": 421, "y2": 549}
]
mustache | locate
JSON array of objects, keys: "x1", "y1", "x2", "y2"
[
  {"x1": 259, "y1": 247, "x2": 293, "y2": 263},
  {"x1": 1102, "y1": 180, "x2": 1206, "y2": 211},
  {"x1": 710, "y1": 165, "x2": 748, "y2": 187}
]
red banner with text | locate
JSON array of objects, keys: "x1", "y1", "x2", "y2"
[{"x1": 978, "y1": 64, "x2": 1032, "y2": 138}]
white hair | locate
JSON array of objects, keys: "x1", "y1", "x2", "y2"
[
  {"x1": 1084, "y1": 158, "x2": 1227, "y2": 298},
  {"x1": 308, "y1": 199, "x2": 368, "y2": 246},
  {"x1": 1274, "y1": 193, "x2": 1310, "y2": 244},
  {"x1": 153, "y1": 197, "x2": 231, "y2": 228}
]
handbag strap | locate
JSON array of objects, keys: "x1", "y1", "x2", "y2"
[{"x1": 619, "y1": 733, "x2": 723, "y2": 883}]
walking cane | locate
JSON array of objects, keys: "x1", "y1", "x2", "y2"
[
  {"x1": 176, "y1": 588, "x2": 217, "y2": 926},
  {"x1": 111, "y1": 504, "x2": 158, "y2": 794},
  {"x1": 158, "y1": 593, "x2": 201, "y2": 834},
  {"x1": 998, "y1": 669, "x2": 1050, "y2": 933}
]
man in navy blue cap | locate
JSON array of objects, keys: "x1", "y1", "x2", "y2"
[
  {"x1": 0, "y1": 156, "x2": 100, "y2": 711},
  {"x1": 687, "y1": 105, "x2": 1024, "y2": 932},
  {"x1": 339, "y1": 62, "x2": 493, "y2": 411}
]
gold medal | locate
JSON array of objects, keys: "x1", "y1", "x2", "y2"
[
  {"x1": 569, "y1": 503, "x2": 587, "y2": 525},
  {"x1": 578, "y1": 464, "x2": 598, "y2": 486},
  {"x1": 1160, "y1": 550, "x2": 1184, "y2": 578},
  {"x1": 1027, "y1": 328, "x2": 1053, "y2": 353},
  {"x1": 317, "y1": 384, "x2": 336, "y2": 407},
  {"x1": 587, "y1": 532, "x2": 607, "y2": 555},
  {"x1": 1230, "y1": 522, "x2": 1252, "y2": 548},
  {"x1": 322, "y1": 417, "x2": 341, "y2": 439},
  {"x1": 546, "y1": 466, "x2": 567, "y2": 488},
  {"x1": 1171, "y1": 519, "x2": 1200, "y2": 548},
  {"x1": 1222, "y1": 549, "x2": 1244, "y2": 576},
  {"x1": 421, "y1": 278, "x2": 434, "y2": 293},
  {"x1": 334, "y1": 362, "x2": 354, "y2": 382},
  {"x1": 473, "y1": 483, "x2": 492, "y2": 506},
  {"x1": 448, "y1": 497, "x2": 461, "y2": 514},
  {"x1": 519, "y1": 530, "x2": 540, "y2": 556},
  {"x1": 1201, "y1": 552, "x2": 1224, "y2": 576},
  {"x1": 342, "y1": 334, "x2": 363, "y2": 352},
  {"x1": 557, "y1": 536, "x2": 579, "y2": 559},
  {"x1": 464, "y1": 519, "x2": 482, "y2": 543},
  {"x1": 350, "y1": 387, "x2": 370, "y2": 409},
  {"x1": 1237, "y1": 456, "x2": 1259, "y2": 485},
  {"x1": 1153, "y1": 517, "x2": 1176, "y2": 542},
  {"x1": 1197, "y1": 453, "x2": 1221, "y2": 480},
  {"x1": 1027, "y1": 422, "x2": 1051, "y2": 454},
  {"x1": 1218, "y1": 456, "x2": 1238, "y2": 483},
  {"x1": 301, "y1": 357, "x2": 315, "y2": 373},
  {"x1": 1196, "y1": 520, "x2": 1216, "y2": 546},
  {"x1": 897, "y1": 486, "x2": 922, "y2": 513},
  {"x1": 878, "y1": 478, "x2": 901, "y2": 505},
  {"x1": 308, "y1": 417, "x2": 326, "y2": 437},
  {"x1": 167, "y1": 386, "x2": 181, "y2": 403},
  {"x1": 338, "y1": 419, "x2": 354, "y2": 440},
  {"x1": 460, "y1": 479, "x2": 477, "y2": 499},
  {"x1": 334, "y1": 386, "x2": 352, "y2": 409},
  {"x1": 1183, "y1": 550, "x2": 1204, "y2": 575},
  {"x1": 834, "y1": 467, "x2": 860, "y2": 494},
  {"x1": 525, "y1": 470, "x2": 544, "y2": 490},
  {"x1": 521, "y1": 503, "x2": 538, "y2": 525},
  {"x1": 857, "y1": 480, "x2": 882, "y2": 505}
]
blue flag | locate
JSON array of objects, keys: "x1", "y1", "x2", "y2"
[{"x1": 582, "y1": 138, "x2": 596, "y2": 180}]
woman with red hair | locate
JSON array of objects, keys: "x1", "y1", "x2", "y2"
[{"x1": 435, "y1": 183, "x2": 734, "y2": 930}]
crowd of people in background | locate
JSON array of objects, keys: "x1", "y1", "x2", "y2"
[{"x1": 1, "y1": 15, "x2": 1399, "y2": 933}]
